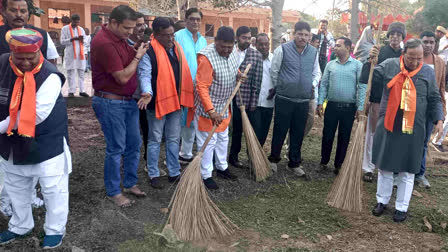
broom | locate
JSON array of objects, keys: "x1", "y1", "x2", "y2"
[
  {"x1": 237, "y1": 91, "x2": 271, "y2": 181},
  {"x1": 163, "y1": 64, "x2": 252, "y2": 241},
  {"x1": 326, "y1": 17, "x2": 383, "y2": 213}
]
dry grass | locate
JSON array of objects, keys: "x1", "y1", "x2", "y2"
[
  {"x1": 239, "y1": 105, "x2": 272, "y2": 182},
  {"x1": 326, "y1": 118, "x2": 365, "y2": 213},
  {"x1": 165, "y1": 152, "x2": 238, "y2": 241}
]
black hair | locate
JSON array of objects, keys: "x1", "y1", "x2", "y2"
[
  {"x1": 336, "y1": 36, "x2": 352, "y2": 49},
  {"x1": 144, "y1": 27, "x2": 153, "y2": 36},
  {"x1": 294, "y1": 21, "x2": 311, "y2": 33},
  {"x1": 319, "y1": 19, "x2": 328, "y2": 25},
  {"x1": 185, "y1": 7, "x2": 203, "y2": 19},
  {"x1": 403, "y1": 38, "x2": 423, "y2": 53},
  {"x1": 256, "y1": 33, "x2": 269, "y2": 43},
  {"x1": 135, "y1": 12, "x2": 144, "y2": 19},
  {"x1": 311, "y1": 33, "x2": 319, "y2": 42},
  {"x1": 61, "y1": 16, "x2": 71, "y2": 24},
  {"x1": 71, "y1": 14, "x2": 80, "y2": 21},
  {"x1": 1, "y1": 0, "x2": 28, "y2": 11},
  {"x1": 236, "y1": 26, "x2": 251, "y2": 37},
  {"x1": 174, "y1": 20, "x2": 185, "y2": 32},
  {"x1": 152, "y1": 17, "x2": 175, "y2": 34},
  {"x1": 109, "y1": 5, "x2": 137, "y2": 24},
  {"x1": 420, "y1": 31, "x2": 435, "y2": 39},
  {"x1": 215, "y1": 26, "x2": 235, "y2": 42}
]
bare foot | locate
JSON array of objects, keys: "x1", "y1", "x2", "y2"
[
  {"x1": 107, "y1": 193, "x2": 135, "y2": 207},
  {"x1": 123, "y1": 185, "x2": 147, "y2": 197}
]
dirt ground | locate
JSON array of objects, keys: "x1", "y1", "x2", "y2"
[{"x1": 0, "y1": 104, "x2": 447, "y2": 252}]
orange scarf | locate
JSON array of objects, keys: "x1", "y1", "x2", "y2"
[
  {"x1": 7, "y1": 54, "x2": 44, "y2": 138},
  {"x1": 384, "y1": 56, "x2": 422, "y2": 134},
  {"x1": 151, "y1": 39, "x2": 194, "y2": 123},
  {"x1": 69, "y1": 25, "x2": 85, "y2": 60}
]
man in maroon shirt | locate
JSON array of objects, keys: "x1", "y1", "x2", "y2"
[{"x1": 91, "y1": 5, "x2": 149, "y2": 207}]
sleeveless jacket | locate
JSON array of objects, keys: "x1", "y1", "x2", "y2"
[
  {"x1": 0, "y1": 53, "x2": 68, "y2": 165},
  {"x1": 195, "y1": 44, "x2": 238, "y2": 119}
]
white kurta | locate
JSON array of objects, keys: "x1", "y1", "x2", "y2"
[{"x1": 60, "y1": 25, "x2": 86, "y2": 70}]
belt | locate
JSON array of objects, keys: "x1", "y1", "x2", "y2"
[
  {"x1": 94, "y1": 91, "x2": 132, "y2": 101},
  {"x1": 327, "y1": 101, "x2": 356, "y2": 109}
]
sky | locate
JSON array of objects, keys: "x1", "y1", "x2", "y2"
[{"x1": 283, "y1": 0, "x2": 345, "y2": 19}]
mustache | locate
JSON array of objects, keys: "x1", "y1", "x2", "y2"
[{"x1": 14, "y1": 18, "x2": 24, "y2": 22}]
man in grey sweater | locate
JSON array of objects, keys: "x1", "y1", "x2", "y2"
[{"x1": 268, "y1": 21, "x2": 321, "y2": 176}]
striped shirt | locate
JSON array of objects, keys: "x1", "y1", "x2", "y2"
[{"x1": 318, "y1": 56, "x2": 366, "y2": 111}]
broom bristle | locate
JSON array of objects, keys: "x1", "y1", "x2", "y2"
[
  {"x1": 165, "y1": 152, "x2": 238, "y2": 241},
  {"x1": 240, "y1": 107, "x2": 271, "y2": 182},
  {"x1": 326, "y1": 118, "x2": 365, "y2": 213}
]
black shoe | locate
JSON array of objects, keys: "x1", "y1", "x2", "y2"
[
  {"x1": 430, "y1": 142, "x2": 445, "y2": 153},
  {"x1": 68, "y1": 93, "x2": 75, "y2": 98},
  {"x1": 228, "y1": 159, "x2": 244, "y2": 169},
  {"x1": 334, "y1": 165, "x2": 341, "y2": 175},
  {"x1": 319, "y1": 163, "x2": 328, "y2": 172},
  {"x1": 217, "y1": 169, "x2": 238, "y2": 180},
  {"x1": 179, "y1": 156, "x2": 193, "y2": 165},
  {"x1": 150, "y1": 177, "x2": 163, "y2": 189},
  {"x1": 168, "y1": 175, "x2": 180, "y2": 183},
  {"x1": 204, "y1": 178, "x2": 219, "y2": 190},
  {"x1": 372, "y1": 203, "x2": 387, "y2": 216},
  {"x1": 79, "y1": 92, "x2": 89, "y2": 97},
  {"x1": 393, "y1": 210, "x2": 407, "y2": 222}
]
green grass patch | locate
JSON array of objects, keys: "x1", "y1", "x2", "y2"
[{"x1": 220, "y1": 179, "x2": 349, "y2": 241}]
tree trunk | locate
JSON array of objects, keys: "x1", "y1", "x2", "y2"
[
  {"x1": 350, "y1": 0, "x2": 360, "y2": 42},
  {"x1": 270, "y1": 0, "x2": 285, "y2": 51},
  {"x1": 177, "y1": 0, "x2": 188, "y2": 20}
]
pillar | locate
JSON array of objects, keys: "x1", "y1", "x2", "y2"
[{"x1": 84, "y1": 2, "x2": 91, "y2": 31}]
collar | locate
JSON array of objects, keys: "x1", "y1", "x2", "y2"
[
  {"x1": 336, "y1": 55, "x2": 353, "y2": 64},
  {"x1": 184, "y1": 28, "x2": 202, "y2": 40},
  {"x1": 127, "y1": 39, "x2": 136, "y2": 46},
  {"x1": 263, "y1": 52, "x2": 273, "y2": 62},
  {"x1": 102, "y1": 24, "x2": 123, "y2": 43},
  {"x1": 236, "y1": 45, "x2": 247, "y2": 53}
]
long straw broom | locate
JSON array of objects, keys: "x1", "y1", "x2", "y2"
[
  {"x1": 326, "y1": 17, "x2": 383, "y2": 213},
  {"x1": 163, "y1": 64, "x2": 252, "y2": 241},
  {"x1": 237, "y1": 91, "x2": 271, "y2": 181}
]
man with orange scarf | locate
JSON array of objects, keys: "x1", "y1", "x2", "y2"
[
  {"x1": 371, "y1": 39, "x2": 444, "y2": 223},
  {"x1": 60, "y1": 14, "x2": 88, "y2": 97},
  {"x1": 0, "y1": 28, "x2": 71, "y2": 249},
  {"x1": 137, "y1": 17, "x2": 194, "y2": 189}
]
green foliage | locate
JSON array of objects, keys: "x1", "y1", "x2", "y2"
[
  {"x1": 422, "y1": 0, "x2": 448, "y2": 29},
  {"x1": 27, "y1": 0, "x2": 45, "y2": 17}
]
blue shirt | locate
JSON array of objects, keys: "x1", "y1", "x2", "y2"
[
  {"x1": 174, "y1": 28, "x2": 207, "y2": 81},
  {"x1": 318, "y1": 56, "x2": 366, "y2": 111}
]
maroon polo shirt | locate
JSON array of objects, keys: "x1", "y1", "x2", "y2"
[{"x1": 91, "y1": 24, "x2": 137, "y2": 96}]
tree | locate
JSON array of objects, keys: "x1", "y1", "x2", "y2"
[
  {"x1": 350, "y1": 0, "x2": 360, "y2": 41},
  {"x1": 422, "y1": 0, "x2": 448, "y2": 29}
]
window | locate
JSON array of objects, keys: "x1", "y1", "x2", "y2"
[
  {"x1": 205, "y1": 24, "x2": 214, "y2": 37},
  {"x1": 48, "y1": 8, "x2": 71, "y2": 29}
]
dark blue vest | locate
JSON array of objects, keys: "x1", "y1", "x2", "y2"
[
  {"x1": 0, "y1": 53, "x2": 68, "y2": 165},
  {"x1": 0, "y1": 24, "x2": 49, "y2": 58}
]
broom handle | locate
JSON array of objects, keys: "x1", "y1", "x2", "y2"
[
  {"x1": 363, "y1": 15, "x2": 383, "y2": 115},
  {"x1": 198, "y1": 64, "x2": 252, "y2": 153}
]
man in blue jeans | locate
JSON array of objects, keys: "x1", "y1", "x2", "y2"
[
  {"x1": 137, "y1": 17, "x2": 195, "y2": 189},
  {"x1": 91, "y1": 5, "x2": 149, "y2": 207}
]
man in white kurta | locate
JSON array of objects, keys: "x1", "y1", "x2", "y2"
[
  {"x1": 0, "y1": 28, "x2": 71, "y2": 249},
  {"x1": 60, "y1": 14, "x2": 88, "y2": 97}
]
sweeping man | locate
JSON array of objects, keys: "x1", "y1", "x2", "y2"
[
  {"x1": 195, "y1": 26, "x2": 240, "y2": 190},
  {"x1": 371, "y1": 39, "x2": 444, "y2": 222},
  {"x1": 61, "y1": 14, "x2": 88, "y2": 97},
  {"x1": 361, "y1": 22, "x2": 405, "y2": 183},
  {"x1": 0, "y1": 28, "x2": 71, "y2": 248}
]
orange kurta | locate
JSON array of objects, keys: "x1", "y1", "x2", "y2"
[{"x1": 196, "y1": 55, "x2": 231, "y2": 133}]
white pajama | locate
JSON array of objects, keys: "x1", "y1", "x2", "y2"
[
  {"x1": 66, "y1": 69, "x2": 85, "y2": 94},
  {"x1": 362, "y1": 112, "x2": 375, "y2": 173},
  {"x1": 179, "y1": 123, "x2": 196, "y2": 159},
  {"x1": 195, "y1": 120, "x2": 229, "y2": 179},
  {"x1": 376, "y1": 169, "x2": 415, "y2": 212}
]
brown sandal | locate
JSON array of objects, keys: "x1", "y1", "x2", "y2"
[
  {"x1": 123, "y1": 185, "x2": 147, "y2": 197},
  {"x1": 107, "y1": 193, "x2": 135, "y2": 207}
]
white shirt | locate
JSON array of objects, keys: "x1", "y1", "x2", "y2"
[
  {"x1": 236, "y1": 46, "x2": 247, "y2": 67},
  {"x1": 438, "y1": 37, "x2": 448, "y2": 64},
  {"x1": 84, "y1": 34, "x2": 91, "y2": 53},
  {"x1": 60, "y1": 24, "x2": 86, "y2": 70},
  {"x1": 46, "y1": 33, "x2": 59, "y2": 60},
  {"x1": 0, "y1": 74, "x2": 72, "y2": 177},
  {"x1": 257, "y1": 53, "x2": 274, "y2": 108}
]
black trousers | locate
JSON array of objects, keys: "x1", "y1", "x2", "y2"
[
  {"x1": 139, "y1": 106, "x2": 149, "y2": 160},
  {"x1": 320, "y1": 101, "x2": 357, "y2": 168},
  {"x1": 229, "y1": 98, "x2": 256, "y2": 162},
  {"x1": 252, "y1": 106, "x2": 274, "y2": 147},
  {"x1": 269, "y1": 96, "x2": 309, "y2": 168}
]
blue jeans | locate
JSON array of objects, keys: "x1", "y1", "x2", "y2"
[
  {"x1": 146, "y1": 109, "x2": 182, "y2": 178},
  {"x1": 92, "y1": 96, "x2": 141, "y2": 197},
  {"x1": 419, "y1": 119, "x2": 434, "y2": 177}
]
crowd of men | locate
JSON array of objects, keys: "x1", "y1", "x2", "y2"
[{"x1": 0, "y1": 0, "x2": 446, "y2": 248}]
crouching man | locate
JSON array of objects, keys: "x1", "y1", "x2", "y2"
[{"x1": 0, "y1": 28, "x2": 71, "y2": 249}]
